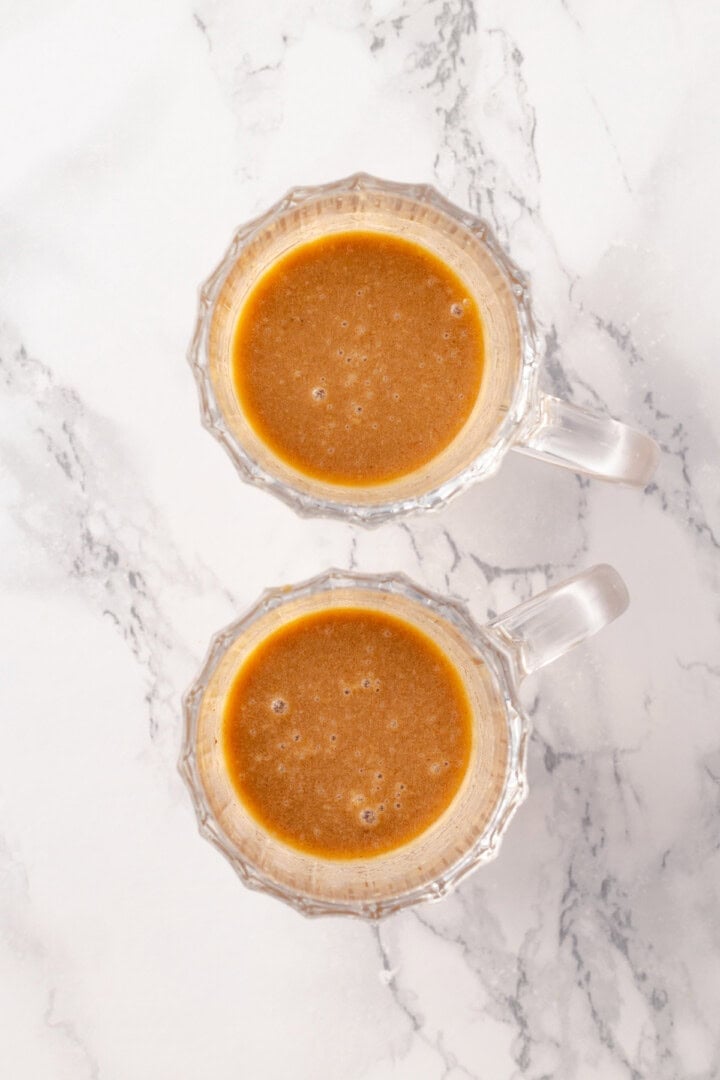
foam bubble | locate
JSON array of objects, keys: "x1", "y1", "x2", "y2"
[
  {"x1": 450, "y1": 302, "x2": 463, "y2": 318},
  {"x1": 312, "y1": 386, "x2": 326, "y2": 401},
  {"x1": 271, "y1": 698, "x2": 288, "y2": 715},
  {"x1": 360, "y1": 808, "x2": 377, "y2": 825}
]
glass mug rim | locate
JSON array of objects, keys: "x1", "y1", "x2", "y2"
[
  {"x1": 180, "y1": 569, "x2": 527, "y2": 919},
  {"x1": 188, "y1": 172, "x2": 540, "y2": 525},
  {"x1": 179, "y1": 565, "x2": 628, "y2": 919}
]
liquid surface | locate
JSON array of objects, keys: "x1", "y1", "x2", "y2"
[
  {"x1": 232, "y1": 232, "x2": 484, "y2": 485},
  {"x1": 222, "y1": 608, "x2": 473, "y2": 858}
]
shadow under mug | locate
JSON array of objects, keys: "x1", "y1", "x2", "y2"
[
  {"x1": 189, "y1": 174, "x2": 659, "y2": 525},
  {"x1": 180, "y1": 564, "x2": 628, "y2": 918}
]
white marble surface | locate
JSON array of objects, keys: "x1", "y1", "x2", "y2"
[{"x1": 1, "y1": 1, "x2": 719, "y2": 1077}]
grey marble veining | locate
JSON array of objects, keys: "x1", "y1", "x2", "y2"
[{"x1": 1, "y1": 1, "x2": 719, "y2": 1077}]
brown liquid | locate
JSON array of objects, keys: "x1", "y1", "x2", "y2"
[
  {"x1": 222, "y1": 608, "x2": 473, "y2": 859},
  {"x1": 232, "y1": 232, "x2": 484, "y2": 485}
]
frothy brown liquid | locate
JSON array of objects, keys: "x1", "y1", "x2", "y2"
[
  {"x1": 222, "y1": 608, "x2": 473, "y2": 859},
  {"x1": 232, "y1": 232, "x2": 484, "y2": 485}
]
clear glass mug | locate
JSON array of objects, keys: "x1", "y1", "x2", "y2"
[
  {"x1": 189, "y1": 173, "x2": 659, "y2": 525},
  {"x1": 180, "y1": 564, "x2": 628, "y2": 918}
]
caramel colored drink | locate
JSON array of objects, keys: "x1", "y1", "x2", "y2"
[
  {"x1": 232, "y1": 232, "x2": 484, "y2": 485},
  {"x1": 223, "y1": 608, "x2": 473, "y2": 858}
]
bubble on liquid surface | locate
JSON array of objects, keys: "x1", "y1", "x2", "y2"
[
  {"x1": 360, "y1": 809, "x2": 377, "y2": 826},
  {"x1": 430, "y1": 762, "x2": 441, "y2": 775},
  {"x1": 388, "y1": 718, "x2": 398, "y2": 730},
  {"x1": 312, "y1": 386, "x2": 326, "y2": 401},
  {"x1": 271, "y1": 698, "x2": 288, "y2": 715},
  {"x1": 450, "y1": 302, "x2": 464, "y2": 318},
  {"x1": 361, "y1": 677, "x2": 372, "y2": 689},
  {"x1": 352, "y1": 793, "x2": 365, "y2": 806},
  {"x1": 341, "y1": 319, "x2": 349, "y2": 328},
  {"x1": 442, "y1": 330, "x2": 450, "y2": 340}
]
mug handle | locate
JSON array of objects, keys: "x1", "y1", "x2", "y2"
[
  {"x1": 512, "y1": 393, "x2": 660, "y2": 486},
  {"x1": 486, "y1": 564, "x2": 629, "y2": 680}
]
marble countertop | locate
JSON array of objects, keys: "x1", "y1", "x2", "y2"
[{"x1": 2, "y1": 2, "x2": 719, "y2": 1077}]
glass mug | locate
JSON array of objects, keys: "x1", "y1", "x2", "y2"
[
  {"x1": 180, "y1": 564, "x2": 628, "y2": 918},
  {"x1": 189, "y1": 173, "x2": 659, "y2": 525}
]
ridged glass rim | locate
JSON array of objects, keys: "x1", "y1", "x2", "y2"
[
  {"x1": 187, "y1": 173, "x2": 541, "y2": 526},
  {"x1": 179, "y1": 569, "x2": 530, "y2": 919}
]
